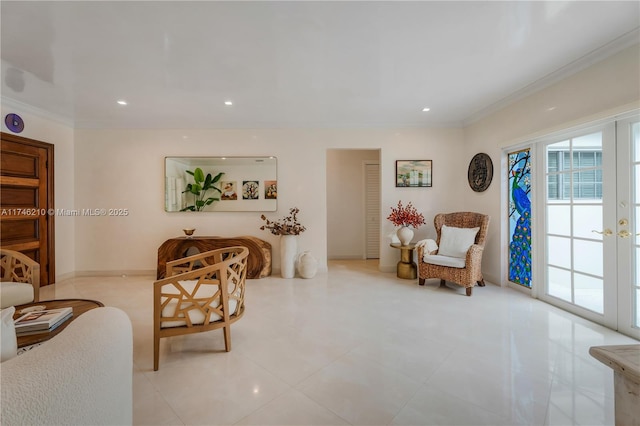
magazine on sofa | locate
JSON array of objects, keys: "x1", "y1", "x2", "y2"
[{"x1": 14, "y1": 307, "x2": 73, "y2": 335}]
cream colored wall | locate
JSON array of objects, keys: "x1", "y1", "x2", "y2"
[
  {"x1": 463, "y1": 44, "x2": 640, "y2": 286},
  {"x1": 0, "y1": 103, "x2": 76, "y2": 280},
  {"x1": 73, "y1": 128, "x2": 465, "y2": 274}
]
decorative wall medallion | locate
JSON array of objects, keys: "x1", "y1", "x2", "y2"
[
  {"x1": 4, "y1": 113, "x2": 24, "y2": 133},
  {"x1": 467, "y1": 153, "x2": 493, "y2": 192}
]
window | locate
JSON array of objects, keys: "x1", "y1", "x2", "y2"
[{"x1": 547, "y1": 149, "x2": 602, "y2": 200}]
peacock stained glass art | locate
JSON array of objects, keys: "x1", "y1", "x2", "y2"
[{"x1": 508, "y1": 149, "x2": 532, "y2": 287}]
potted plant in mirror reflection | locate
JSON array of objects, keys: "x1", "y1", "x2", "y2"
[
  {"x1": 181, "y1": 167, "x2": 224, "y2": 211},
  {"x1": 387, "y1": 201, "x2": 425, "y2": 246}
]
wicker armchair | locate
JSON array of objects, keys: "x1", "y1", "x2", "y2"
[
  {"x1": 417, "y1": 212, "x2": 490, "y2": 296},
  {"x1": 0, "y1": 249, "x2": 40, "y2": 308},
  {"x1": 153, "y1": 246, "x2": 248, "y2": 370}
]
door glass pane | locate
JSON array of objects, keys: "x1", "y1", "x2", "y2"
[
  {"x1": 633, "y1": 122, "x2": 640, "y2": 162},
  {"x1": 635, "y1": 165, "x2": 640, "y2": 202},
  {"x1": 636, "y1": 288, "x2": 640, "y2": 328},
  {"x1": 547, "y1": 205, "x2": 571, "y2": 236},
  {"x1": 573, "y1": 239, "x2": 603, "y2": 277},
  {"x1": 572, "y1": 171, "x2": 602, "y2": 200},
  {"x1": 573, "y1": 132, "x2": 602, "y2": 150},
  {"x1": 573, "y1": 205, "x2": 603, "y2": 240},
  {"x1": 574, "y1": 273, "x2": 603, "y2": 313},
  {"x1": 548, "y1": 266, "x2": 571, "y2": 302},
  {"x1": 548, "y1": 236, "x2": 571, "y2": 269}
]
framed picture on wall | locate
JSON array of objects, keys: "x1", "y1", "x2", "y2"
[{"x1": 395, "y1": 160, "x2": 432, "y2": 187}]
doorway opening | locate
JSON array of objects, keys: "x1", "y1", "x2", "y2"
[{"x1": 326, "y1": 149, "x2": 381, "y2": 261}]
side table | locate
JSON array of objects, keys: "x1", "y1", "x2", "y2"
[
  {"x1": 13, "y1": 299, "x2": 104, "y2": 348},
  {"x1": 390, "y1": 243, "x2": 417, "y2": 279},
  {"x1": 589, "y1": 344, "x2": 640, "y2": 425}
]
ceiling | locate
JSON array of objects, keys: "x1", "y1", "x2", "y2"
[{"x1": 1, "y1": 1, "x2": 639, "y2": 129}]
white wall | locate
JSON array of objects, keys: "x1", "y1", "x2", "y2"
[
  {"x1": 327, "y1": 149, "x2": 380, "y2": 259},
  {"x1": 73, "y1": 127, "x2": 465, "y2": 275},
  {"x1": 0, "y1": 101, "x2": 76, "y2": 281},
  {"x1": 463, "y1": 44, "x2": 640, "y2": 286}
]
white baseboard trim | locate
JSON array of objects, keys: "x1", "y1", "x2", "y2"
[{"x1": 74, "y1": 270, "x2": 156, "y2": 277}]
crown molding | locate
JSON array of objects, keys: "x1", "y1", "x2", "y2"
[
  {"x1": 463, "y1": 28, "x2": 640, "y2": 127},
  {"x1": 499, "y1": 101, "x2": 640, "y2": 149},
  {"x1": 0, "y1": 96, "x2": 74, "y2": 128}
]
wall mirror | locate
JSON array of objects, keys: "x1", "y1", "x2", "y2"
[{"x1": 165, "y1": 157, "x2": 277, "y2": 212}]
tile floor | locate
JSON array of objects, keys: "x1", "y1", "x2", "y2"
[{"x1": 42, "y1": 260, "x2": 638, "y2": 426}]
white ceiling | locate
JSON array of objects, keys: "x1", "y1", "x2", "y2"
[{"x1": 1, "y1": 1, "x2": 639, "y2": 129}]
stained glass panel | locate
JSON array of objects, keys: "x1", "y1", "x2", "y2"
[{"x1": 508, "y1": 149, "x2": 532, "y2": 287}]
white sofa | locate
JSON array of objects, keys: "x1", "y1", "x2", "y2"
[{"x1": 1, "y1": 307, "x2": 133, "y2": 425}]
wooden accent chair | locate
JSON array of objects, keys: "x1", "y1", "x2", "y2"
[
  {"x1": 0, "y1": 249, "x2": 40, "y2": 308},
  {"x1": 417, "y1": 212, "x2": 490, "y2": 296},
  {"x1": 153, "y1": 246, "x2": 249, "y2": 370}
]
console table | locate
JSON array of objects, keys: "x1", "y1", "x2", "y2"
[{"x1": 157, "y1": 236, "x2": 271, "y2": 279}]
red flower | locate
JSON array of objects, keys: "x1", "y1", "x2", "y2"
[{"x1": 387, "y1": 201, "x2": 425, "y2": 228}]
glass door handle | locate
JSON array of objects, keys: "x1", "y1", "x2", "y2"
[{"x1": 592, "y1": 229, "x2": 613, "y2": 236}]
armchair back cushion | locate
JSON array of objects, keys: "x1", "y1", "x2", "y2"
[{"x1": 437, "y1": 225, "x2": 480, "y2": 259}]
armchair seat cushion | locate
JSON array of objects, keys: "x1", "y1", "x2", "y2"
[
  {"x1": 160, "y1": 280, "x2": 238, "y2": 328},
  {"x1": 423, "y1": 254, "x2": 466, "y2": 269},
  {"x1": 0, "y1": 282, "x2": 34, "y2": 309}
]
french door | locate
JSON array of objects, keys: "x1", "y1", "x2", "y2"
[{"x1": 539, "y1": 114, "x2": 639, "y2": 340}]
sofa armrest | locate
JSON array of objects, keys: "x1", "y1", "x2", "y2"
[{"x1": 1, "y1": 307, "x2": 133, "y2": 426}]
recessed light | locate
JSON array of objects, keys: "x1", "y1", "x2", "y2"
[
  {"x1": 117, "y1": 100, "x2": 128, "y2": 106},
  {"x1": 422, "y1": 107, "x2": 430, "y2": 112},
  {"x1": 224, "y1": 101, "x2": 233, "y2": 106}
]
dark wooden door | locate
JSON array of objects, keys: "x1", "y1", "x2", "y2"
[{"x1": 0, "y1": 132, "x2": 55, "y2": 285}]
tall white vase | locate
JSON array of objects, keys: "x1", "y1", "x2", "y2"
[
  {"x1": 280, "y1": 235, "x2": 297, "y2": 278},
  {"x1": 396, "y1": 226, "x2": 414, "y2": 246}
]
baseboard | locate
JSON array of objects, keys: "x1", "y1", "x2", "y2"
[
  {"x1": 378, "y1": 264, "x2": 396, "y2": 273},
  {"x1": 55, "y1": 271, "x2": 76, "y2": 282},
  {"x1": 74, "y1": 270, "x2": 156, "y2": 277},
  {"x1": 328, "y1": 255, "x2": 365, "y2": 260}
]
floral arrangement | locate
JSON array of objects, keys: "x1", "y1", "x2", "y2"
[
  {"x1": 387, "y1": 201, "x2": 425, "y2": 228},
  {"x1": 260, "y1": 207, "x2": 306, "y2": 235}
]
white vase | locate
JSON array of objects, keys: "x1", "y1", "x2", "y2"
[
  {"x1": 297, "y1": 251, "x2": 318, "y2": 279},
  {"x1": 280, "y1": 235, "x2": 297, "y2": 278},
  {"x1": 396, "y1": 226, "x2": 414, "y2": 246}
]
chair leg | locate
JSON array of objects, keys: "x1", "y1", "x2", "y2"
[
  {"x1": 419, "y1": 278, "x2": 425, "y2": 286},
  {"x1": 154, "y1": 334, "x2": 160, "y2": 371},
  {"x1": 223, "y1": 326, "x2": 231, "y2": 352},
  {"x1": 440, "y1": 279, "x2": 446, "y2": 287},
  {"x1": 478, "y1": 278, "x2": 486, "y2": 287},
  {"x1": 466, "y1": 287, "x2": 472, "y2": 296}
]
